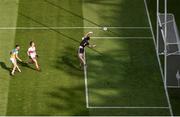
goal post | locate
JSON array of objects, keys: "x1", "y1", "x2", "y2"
[{"x1": 157, "y1": 0, "x2": 180, "y2": 88}]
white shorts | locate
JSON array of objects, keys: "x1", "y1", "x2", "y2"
[
  {"x1": 30, "y1": 54, "x2": 36, "y2": 59},
  {"x1": 10, "y1": 58, "x2": 16, "y2": 64}
]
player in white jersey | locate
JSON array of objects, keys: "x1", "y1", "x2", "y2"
[{"x1": 27, "y1": 41, "x2": 40, "y2": 71}]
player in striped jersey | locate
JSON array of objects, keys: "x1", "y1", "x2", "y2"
[{"x1": 10, "y1": 45, "x2": 22, "y2": 75}]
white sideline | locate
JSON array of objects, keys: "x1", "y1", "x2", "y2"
[
  {"x1": 144, "y1": 0, "x2": 173, "y2": 116},
  {"x1": 0, "y1": 26, "x2": 150, "y2": 30},
  {"x1": 88, "y1": 106, "x2": 169, "y2": 109}
]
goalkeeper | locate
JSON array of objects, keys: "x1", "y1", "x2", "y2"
[{"x1": 78, "y1": 32, "x2": 96, "y2": 68}]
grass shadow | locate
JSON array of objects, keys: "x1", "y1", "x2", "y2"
[{"x1": 45, "y1": 86, "x2": 88, "y2": 115}]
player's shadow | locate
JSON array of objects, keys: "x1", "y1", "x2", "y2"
[
  {"x1": 54, "y1": 46, "x2": 83, "y2": 76},
  {"x1": 18, "y1": 61, "x2": 37, "y2": 71},
  {"x1": 61, "y1": 56, "x2": 80, "y2": 70},
  {"x1": 0, "y1": 62, "x2": 11, "y2": 72}
]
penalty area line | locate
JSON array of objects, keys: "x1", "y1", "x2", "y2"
[
  {"x1": 87, "y1": 106, "x2": 169, "y2": 109},
  {"x1": 92, "y1": 37, "x2": 153, "y2": 39}
]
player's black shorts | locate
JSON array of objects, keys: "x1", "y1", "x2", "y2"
[{"x1": 78, "y1": 46, "x2": 84, "y2": 54}]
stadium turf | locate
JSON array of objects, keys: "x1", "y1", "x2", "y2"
[
  {"x1": 0, "y1": 0, "x2": 179, "y2": 115},
  {"x1": 0, "y1": 0, "x2": 19, "y2": 115}
]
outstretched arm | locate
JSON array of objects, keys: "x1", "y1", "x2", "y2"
[
  {"x1": 88, "y1": 44, "x2": 96, "y2": 48},
  {"x1": 16, "y1": 54, "x2": 22, "y2": 62}
]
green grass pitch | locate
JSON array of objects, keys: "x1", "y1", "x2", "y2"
[{"x1": 0, "y1": 0, "x2": 180, "y2": 116}]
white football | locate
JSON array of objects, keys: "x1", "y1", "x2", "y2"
[{"x1": 103, "y1": 27, "x2": 107, "y2": 31}]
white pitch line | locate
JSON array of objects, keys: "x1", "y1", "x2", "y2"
[
  {"x1": 167, "y1": 86, "x2": 180, "y2": 88},
  {"x1": 0, "y1": 26, "x2": 151, "y2": 30},
  {"x1": 107, "y1": 27, "x2": 150, "y2": 29},
  {"x1": 83, "y1": 39, "x2": 89, "y2": 108},
  {"x1": 84, "y1": 64, "x2": 89, "y2": 108},
  {"x1": 88, "y1": 106, "x2": 169, "y2": 109},
  {"x1": 144, "y1": 0, "x2": 173, "y2": 116},
  {"x1": 92, "y1": 37, "x2": 153, "y2": 39}
]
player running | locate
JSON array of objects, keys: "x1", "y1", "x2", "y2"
[
  {"x1": 78, "y1": 31, "x2": 96, "y2": 68},
  {"x1": 27, "y1": 41, "x2": 40, "y2": 71},
  {"x1": 10, "y1": 45, "x2": 22, "y2": 76}
]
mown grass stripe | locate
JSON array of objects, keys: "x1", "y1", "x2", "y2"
[{"x1": 0, "y1": 0, "x2": 19, "y2": 115}]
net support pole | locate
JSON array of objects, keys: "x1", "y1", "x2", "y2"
[
  {"x1": 157, "y1": 0, "x2": 159, "y2": 54},
  {"x1": 164, "y1": 0, "x2": 167, "y2": 86},
  {"x1": 164, "y1": 1, "x2": 174, "y2": 115}
]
